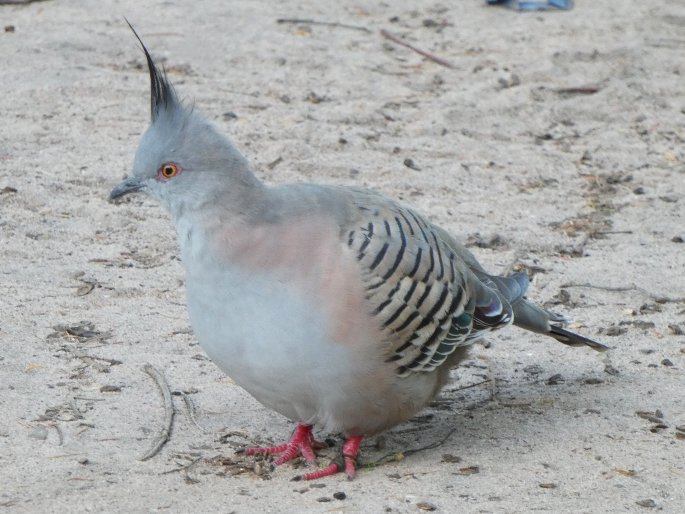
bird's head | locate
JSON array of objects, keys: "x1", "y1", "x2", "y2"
[{"x1": 110, "y1": 23, "x2": 258, "y2": 218}]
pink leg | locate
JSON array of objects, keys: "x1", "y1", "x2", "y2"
[
  {"x1": 243, "y1": 424, "x2": 327, "y2": 466},
  {"x1": 298, "y1": 435, "x2": 363, "y2": 481}
]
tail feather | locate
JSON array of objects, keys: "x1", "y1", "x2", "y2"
[
  {"x1": 481, "y1": 272, "x2": 609, "y2": 353},
  {"x1": 548, "y1": 325, "x2": 608, "y2": 352},
  {"x1": 444, "y1": 229, "x2": 609, "y2": 353}
]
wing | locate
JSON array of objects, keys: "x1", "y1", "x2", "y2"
[{"x1": 343, "y1": 196, "x2": 510, "y2": 377}]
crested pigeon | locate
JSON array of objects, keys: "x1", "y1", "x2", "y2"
[{"x1": 110, "y1": 25, "x2": 607, "y2": 481}]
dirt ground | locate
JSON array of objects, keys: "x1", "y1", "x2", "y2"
[{"x1": 1, "y1": 1, "x2": 684, "y2": 512}]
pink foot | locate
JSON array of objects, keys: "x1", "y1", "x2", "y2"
[
  {"x1": 298, "y1": 435, "x2": 363, "y2": 481},
  {"x1": 243, "y1": 426, "x2": 364, "y2": 480},
  {"x1": 244, "y1": 424, "x2": 327, "y2": 466}
]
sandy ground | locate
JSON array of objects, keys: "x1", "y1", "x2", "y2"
[{"x1": 2, "y1": 0, "x2": 685, "y2": 512}]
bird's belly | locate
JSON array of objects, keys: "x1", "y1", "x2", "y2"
[{"x1": 185, "y1": 264, "x2": 367, "y2": 425}]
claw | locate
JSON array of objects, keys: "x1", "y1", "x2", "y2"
[
  {"x1": 244, "y1": 424, "x2": 324, "y2": 465},
  {"x1": 243, "y1": 426, "x2": 364, "y2": 480},
  {"x1": 299, "y1": 435, "x2": 363, "y2": 481}
]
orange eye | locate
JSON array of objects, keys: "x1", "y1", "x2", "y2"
[{"x1": 158, "y1": 163, "x2": 180, "y2": 180}]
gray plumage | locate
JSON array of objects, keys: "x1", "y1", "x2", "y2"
[{"x1": 110, "y1": 27, "x2": 607, "y2": 479}]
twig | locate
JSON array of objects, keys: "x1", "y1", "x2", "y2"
[
  {"x1": 561, "y1": 283, "x2": 685, "y2": 304},
  {"x1": 77, "y1": 354, "x2": 122, "y2": 366},
  {"x1": 380, "y1": 29, "x2": 454, "y2": 68},
  {"x1": 266, "y1": 156, "x2": 283, "y2": 170},
  {"x1": 452, "y1": 379, "x2": 491, "y2": 392},
  {"x1": 486, "y1": 360, "x2": 497, "y2": 403},
  {"x1": 276, "y1": 18, "x2": 371, "y2": 33},
  {"x1": 0, "y1": 0, "x2": 52, "y2": 4},
  {"x1": 179, "y1": 391, "x2": 208, "y2": 433},
  {"x1": 368, "y1": 427, "x2": 458, "y2": 467},
  {"x1": 138, "y1": 364, "x2": 175, "y2": 461},
  {"x1": 555, "y1": 84, "x2": 602, "y2": 96},
  {"x1": 160, "y1": 456, "x2": 203, "y2": 475}
]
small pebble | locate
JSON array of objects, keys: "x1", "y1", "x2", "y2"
[
  {"x1": 639, "y1": 303, "x2": 661, "y2": 313},
  {"x1": 539, "y1": 483, "x2": 557, "y2": 489},
  {"x1": 403, "y1": 158, "x2": 421, "y2": 171},
  {"x1": 333, "y1": 492, "x2": 346, "y2": 500},
  {"x1": 636, "y1": 411, "x2": 662, "y2": 423},
  {"x1": 523, "y1": 364, "x2": 544, "y2": 375},
  {"x1": 604, "y1": 364, "x2": 620, "y2": 376},
  {"x1": 306, "y1": 91, "x2": 326, "y2": 104},
  {"x1": 316, "y1": 497, "x2": 332, "y2": 503},
  {"x1": 661, "y1": 359, "x2": 674, "y2": 367},
  {"x1": 497, "y1": 74, "x2": 521, "y2": 89},
  {"x1": 457, "y1": 465, "x2": 480, "y2": 475},
  {"x1": 668, "y1": 324, "x2": 684, "y2": 335},
  {"x1": 605, "y1": 326, "x2": 627, "y2": 336},
  {"x1": 621, "y1": 320, "x2": 655, "y2": 330},
  {"x1": 78, "y1": 458, "x2": 89, "y2": 465},
  {"x1": 546, "y1": 373, "x2": 564, "y2": 385},
  {"x1": 583, "y1": 377, "x2": 603, "y2": 385},
  {"x1": 416, "y1": 501, "x2": 437, "y2": 511},
  {"x1": 635, "y1": 499, "x2": 657, "y2": 508}
]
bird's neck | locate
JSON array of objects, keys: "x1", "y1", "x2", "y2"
[{"x1": 172, "y1": 179, "x2": 278, "y2": 272}]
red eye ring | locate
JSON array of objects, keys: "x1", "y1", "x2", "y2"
[{"x1": 158, "y1": 162, "x2": 180, "y2": 180}]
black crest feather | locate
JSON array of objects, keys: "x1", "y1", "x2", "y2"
[{"x1": 125, "y1": 19, "x2": 177, "y2": 121}]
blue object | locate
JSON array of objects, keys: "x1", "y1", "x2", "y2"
[{"x1": 486, "y1": 0, "x2": 573, "y2": 10}]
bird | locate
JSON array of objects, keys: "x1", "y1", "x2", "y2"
[{"x1": 110, "y1": 25, "x2": 608, "y2": 481}]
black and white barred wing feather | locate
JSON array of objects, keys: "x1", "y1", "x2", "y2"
[{"x1": 344, "y1": 196, "x2": 514, "y2": 376}]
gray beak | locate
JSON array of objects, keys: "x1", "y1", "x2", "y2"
[{"x1": 109, "y1": 176, "x2": 144, "y2": 201}]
